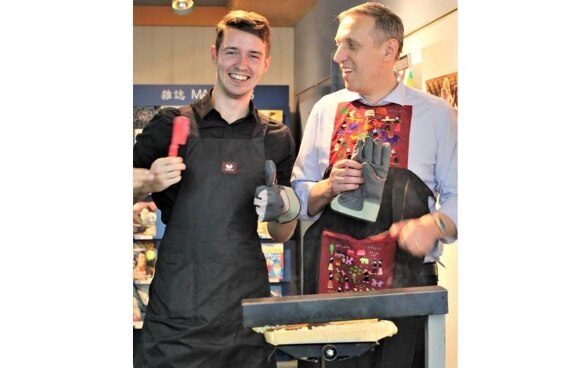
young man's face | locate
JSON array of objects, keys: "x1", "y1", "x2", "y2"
[
  {"x1": 333, "y1": 14, "x2": 396, "y2": 101},
  {"x1": 211, "y1": 27, "x2": 270, "y2": 99}
]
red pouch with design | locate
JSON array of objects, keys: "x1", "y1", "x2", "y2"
[{"x1": 318, "y1": 230, "x2": 397, "y2": 294}]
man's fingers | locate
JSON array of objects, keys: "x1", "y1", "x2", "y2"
[
  {"x1": 331, "y1": 160, "x2": 363, "y2": 177},
  {"x1": 331, "y1": 171, "x2": 364, "y2": 186},
  {"x1": 389, "y1": 220, "x2": 408, "y2": 238}
]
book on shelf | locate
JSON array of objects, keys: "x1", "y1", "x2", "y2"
[
  {"x1": 270, "y1": 284, "x2": 283, "y2": 297},
  {"x1": 133, "y1": 241, "x2": 156, "y2": 328},
  {"x1": 261, "y1": 242, "x2": 284, "y2": 283},
  {"x1": 133, "y1": 241, "x2": 157, "y2": 283},
  {"x1": 133, "y1": 201, "x2": 158, "y2": 239},
  {"x1": 133, "y1": 283, "x2": 149, "y2": 328}
]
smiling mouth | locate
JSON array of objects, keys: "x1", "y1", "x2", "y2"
[
  {"x1": 341, "y1": 66, "x2": 353, "y2": 74},
  {"x1": 229, "y1": 73, "x2": 250, "y2": 81}
]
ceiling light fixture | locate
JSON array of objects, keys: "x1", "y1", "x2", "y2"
[{"x1": 172, "y1": 0, "x2": 194, "y2": 16}]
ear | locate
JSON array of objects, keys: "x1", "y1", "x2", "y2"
[
  {"x1": 210, "y1": 45, "x2": 218, "y2": 64},
  {"x1": 383, "y1": 38, "x2": 400, "y2": 61}
]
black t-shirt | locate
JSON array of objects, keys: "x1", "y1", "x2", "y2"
[{"x1": 133, "y1": 92, "x2": 296, "y2": 224}]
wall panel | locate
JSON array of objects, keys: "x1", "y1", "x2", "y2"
[{"x1": 133, "y1": 26, "x2": 294, "y2": 107}]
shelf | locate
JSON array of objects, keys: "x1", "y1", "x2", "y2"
[
  {"x1": 134, "y1": 279, "x2": 152, "y2": 285},
  {"x1": 133, "y1": 236, "x2": 161, "y2": 241}
]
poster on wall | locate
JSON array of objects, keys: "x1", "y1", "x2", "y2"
[
  {"x1": 133, "y1": 85, "x2": 291, "y2": 140},
  {"x1": 425, "y1": 72, "x2": 458, "y2": 110},
  {"x1": 258, "y1": 109, "x2": 283, "y2": 123},
  {"x1": 133, "y1": 84, "x2": 290, "y2": 121}
]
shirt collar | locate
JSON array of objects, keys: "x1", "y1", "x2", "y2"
[
  {"x1": 193, "y1": 88, "x2": 256, "y2": 122},
  {"x1": 352, "y1": 81, "x2": 409, "y2": 106}
]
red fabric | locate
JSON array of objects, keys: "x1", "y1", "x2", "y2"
[
  {"x1": 318, "y1": 230, "x2": 397, "y2": 294},
  {"x1": 329, "y1": 101, "x2": 413, "y2": 168}
]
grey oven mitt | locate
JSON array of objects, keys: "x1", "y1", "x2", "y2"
[
  {"x1": 330, "y1": 136, "x2": 391, "y2": 222},
  {"x1": 254, "y1": 160, "x2": 301, "y2": 224}
]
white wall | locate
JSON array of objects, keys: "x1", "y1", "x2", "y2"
[{"x1": 402, "y1": 10, "x2": 458, "y2": 368}]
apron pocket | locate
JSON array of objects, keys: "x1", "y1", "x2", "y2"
[{"x1": 149, "y1": 259, "x2": 196, "y2": 319}]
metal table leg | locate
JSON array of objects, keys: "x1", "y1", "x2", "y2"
[{"x1": 425, "y1": 314, "x2": 446, "y2": 368}]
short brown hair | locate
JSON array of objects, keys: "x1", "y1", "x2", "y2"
[
  {"x1": 215, "y1": 10, "x2": 272, "y2": 55},
  {"x1": 338, "y1": 2, "x2": 404, "y2": 58}
]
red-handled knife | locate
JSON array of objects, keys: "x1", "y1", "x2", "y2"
[{"x1": 168, "y1": 116, "x2": 190, "y2": 157}]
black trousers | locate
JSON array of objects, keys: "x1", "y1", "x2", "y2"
[{"x1": 298, "y1": 262, "x2": 439, "y2": 368}]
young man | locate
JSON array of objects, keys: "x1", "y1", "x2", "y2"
[
  {"x1": 291, "y1": 2, "x2": 457, "y2": 367},
  {"x1": 133, "y1": 10, "x2": 298, "y2": 368}
]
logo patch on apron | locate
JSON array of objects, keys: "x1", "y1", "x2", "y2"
[{"x1": 222, "y1": 161, "x2": 238, "y2": 174}]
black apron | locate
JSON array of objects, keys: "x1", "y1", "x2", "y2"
[
  {"x1": 142, "y1": 108, "x2": 276, "y2": 368},
  {"x1": 299, "y1": 167, "x2": 434, "y2": 368}
]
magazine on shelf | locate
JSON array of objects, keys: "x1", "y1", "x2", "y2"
[
  {"x1": 270, "y1": 284, "x2": 283, "y2": 297},
  {"x1": 261, "y1": 242, "x2": 284, "y2": 282},
  {"x1": 133, "y1": 241, "x2": 156, "y2": 328},
  {"x1": 133, "y1": 201, "x2": 158, "y2": 239},
  {"x1": 133, "y1": 241, "x2": 157, "y2": 283},
  {"x1": 133, "y1": 284, "x2": 149, "y2": 328}
]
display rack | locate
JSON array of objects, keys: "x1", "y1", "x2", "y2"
[{"x1": 132, "y1": 201, "x2": 164, "y2": 330}]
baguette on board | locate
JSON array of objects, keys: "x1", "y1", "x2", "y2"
[{"x1": 252, "y1": 318, "x2": 398, "y2": 346}]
